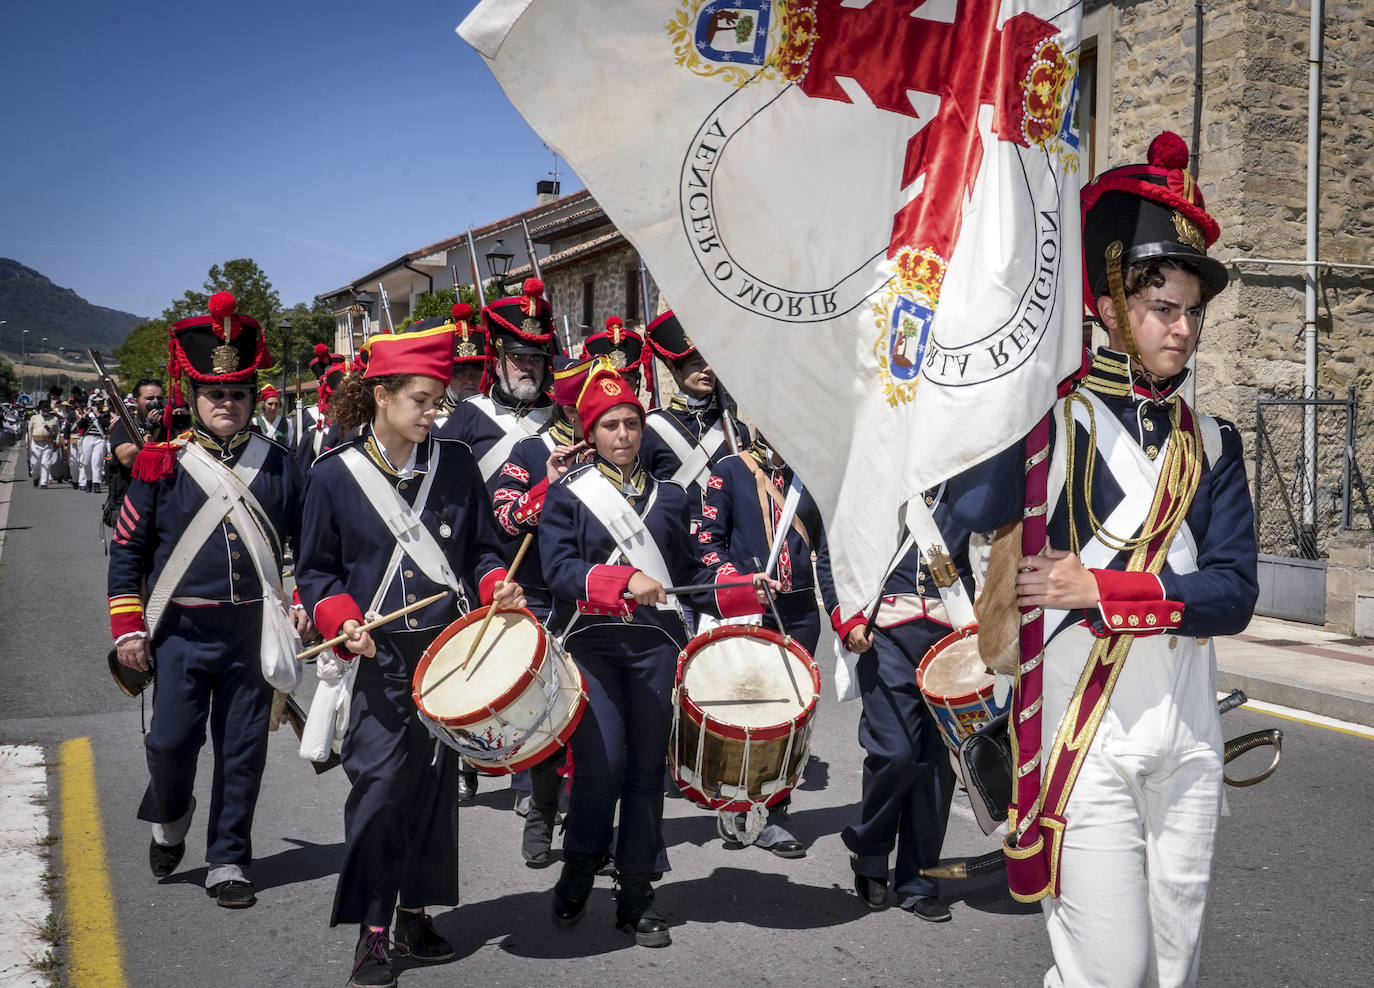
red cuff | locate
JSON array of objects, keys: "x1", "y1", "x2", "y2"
[
  {"x1": 1097, "y1": 598, "x2": 1184, "y2": 635},
  {"x1": 109, "y1": 594, "x2": 147, "y2": 640},
  {"x1": 716, "y1": 571, "x2": 764, "y2": 619},
  {"x1": 313, "y1": 593, "x2": 364, "y2": 641},
  {"x1": 292, "y1": 586, "x2": 302, "y2": 607},
  {"x1": 479, "y1": 568, "x2": 508, "y2": 606},
  {"x1": 830, "y1": 605, "x2": 867, "y2": 641},
  {"x1": 579, "y1": 564, "x2": 637, "y2": 615},
  {"x1": 1091, "y1": 569, "x2": 1165, "y2": 603},
  {"x1": 512, "y1": 478, "x2": 550, "y2": 524}
]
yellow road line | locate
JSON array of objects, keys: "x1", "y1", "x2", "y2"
[{"x1": 59, "y1": 737, "x2": 128, "y2": 988}]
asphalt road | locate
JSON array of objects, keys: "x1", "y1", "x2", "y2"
[{"x1": 1, "y1": 445, "x2": 1371, "y2": 987}]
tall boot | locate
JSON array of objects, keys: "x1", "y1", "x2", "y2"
[
  {"x1": 615, "y1": 872, "x2": 671, "y2": 948},
  {"x1": 551, "y1": 850, "x2": 600, "y2": 928}
]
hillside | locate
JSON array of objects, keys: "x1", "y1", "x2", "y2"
[{"x1": 0, "y1": 258, "x2": 145, "y2": 357}]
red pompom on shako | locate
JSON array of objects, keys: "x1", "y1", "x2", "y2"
[
  {"x1": 581, "y1": 315, "x2": 646, "y2": 372},
  {"x1": 165, "y1": 291, "x2": 271, "y2": 408},
  {"x1": 1079, "y1": 131, "x2": 1228, "y2": 317},
  {"x1": 482, "y1": 277, "x2": 557, "y2": 358}
]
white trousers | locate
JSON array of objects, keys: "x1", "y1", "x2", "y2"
[
  {"x1": 29, "y1": 441, "x2": 56, "y2": 485},
  {"x1": 79, "y1": 434, "x2": 107, "y2": 485},
  {"x1": 1042, "y1": 730, "x2": 1224, "y2": 988}
]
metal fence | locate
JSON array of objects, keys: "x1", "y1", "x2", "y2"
[{"x1": 1253, "y1": 387, "x2": 1374, "y2": 558}]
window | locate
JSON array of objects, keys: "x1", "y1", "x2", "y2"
[
  {"x1": 625, "y1": 265, "x2": 641, "y2": 324},
  {"x1": 581, "y1": 276, "x2": 595, "y2": 330}
]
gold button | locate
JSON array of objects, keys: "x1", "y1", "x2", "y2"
[
  {"x1": 408, "y1": 618, "x2": 419, "y2": 628},
  {"x1": 407, "y1": 594, "x2": 416, "y2": 603},
  {"x1": 1168, "y1": 636, "x2": 1177, "y2": 649},
  {"x1": 625, "y1": 612, "x2": 634, "y2": 623},
  {"x1": 399, "y1": 481, "x2": 409, "y2": 490},
  {"x1": 1196, "y1": 636, "x2": 1210, "y2": 645},
  {"x1": 1128, "y1": 614, "x2": 1139, "y2": 627},
  {"x1": 1111, "y1": 615, "x2": 1123, "y2": 626},
  {"x1": 1145, "y1": 613, "x2": 1157, "y2": 625},
  {"x1": 232, "y1": 573, "x2": 241, "y2": 581},
  {"x1": 1143, "y1": 419, "x2": 1155, "y2": 432},
  {"x1": 228, "y1": 532, "x2": 238, "y2": 541},
  {"x1": 925, "y1": 495, "x2": 934, "y2": 506},
  {"x1": 404, "y1": 569, "x2": 414, "y2": 578},
  {"x1": 1170, "y1": 610, "x2": 1182, "y2": 622},
  {"x1": 232, "y1": 551, "x2": 241, "y2": 560},
  {"x1": 1146, "y1": 444, "x2": 1159, "y2": 459},
  {"x1": 233, "y1": 594, "x2": 241, "y2": 603}
]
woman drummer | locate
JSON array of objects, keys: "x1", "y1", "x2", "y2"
[
  {"x1": 538, "y1": 363, "x2": 771, "y2": 948},
  {"x1": 295, "y1": 325, "x2": 523, "y2": 988}
]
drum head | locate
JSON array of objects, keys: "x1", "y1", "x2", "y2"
[
  {"x1": 417, "y1": 609, "x2": 541, "y2": 721},
  {"x1": 681, "y1": 630, "x2": 816, "y2": 729},
  {"x1": 919, "y1": 633, "x2": 992, "y2": 699}
]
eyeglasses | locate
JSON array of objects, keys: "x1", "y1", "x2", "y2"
[{"x1": 200, "y1": 389, "x2": 251, "y2": 403}]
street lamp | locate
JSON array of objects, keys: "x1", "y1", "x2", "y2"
[
  {"x1": 39, "y1": 337, "x2": 47, "y2": 395},
  {"x1": 21, "y1": 329, "x2": 29, "y2": 398},
  {"x1": 485, "y1": 240, "x2": 514, "y2": 294}
]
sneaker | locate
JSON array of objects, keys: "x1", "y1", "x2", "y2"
[
  {"x1": 350, "y1": 926, "x2": 395, "y2": 988},
  {"x1": 393, "y1": 909, "x2": 455, "y2": 963}
]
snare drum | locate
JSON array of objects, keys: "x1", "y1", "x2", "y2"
[
  {"x1": 916, "y1": 624, "x2": 1007, "y2": 752},
  {"x1": 412, "y1": 606, "x2": 587, "y2": 774},
  {"x1": 670, "y1": 624, "x2": 820, "y2": 813}
]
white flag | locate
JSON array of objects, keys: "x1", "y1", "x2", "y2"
[{"x1": 460, "y1": 0, "x2": 1084, "y2": 616}]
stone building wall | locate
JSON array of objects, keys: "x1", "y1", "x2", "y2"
[
  {"x1": 540, "y1": 239, "x2": 662, "y2": 351},
  {"x1": 1087, "y1": 0, "x2": 1374, "y2": 628}
]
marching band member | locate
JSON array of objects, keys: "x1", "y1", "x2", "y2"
[
  {"x1": 697, "y1": 433, "x2": 828, "y2": 858},
  {"x1": 487, "y1": 355, "x2": 596, "y2": 866},
  {"x1": 436, "y1": 281, "x2": 559, "y2": 807},
  {"x1": 77, "y1": 391, "x2": 113, "y2": 493},
  {"x1": 26, "y1": 398, "x2": 61, "y2": 488},
  {"x1": 296, "y1": 345, "x2": 349, "y2": 471},
  {"x1": 821, "y1": 496, "x2": 974, "y2": 923},
  {"x1": 106, "y1": 292, "x2": 309, "y2": 909},
  {"x1": 948, "y1": 133, "x2": 1258, "y2": 986},
  {"x1": 294, "y1": 324, "x2": 523, "y2": 988},
  {"x1": 438, "y1": 302, "x2": 490, "y2": 420},
  {"x1": 641, "y1": 309, "x2": 751, "y2": 523},
  {"x1": 539, "y1": 363, "x2": 770, "y2": 948},
  {"x1": 253, "y1": 384, "x2": 293, "y2": 447}
]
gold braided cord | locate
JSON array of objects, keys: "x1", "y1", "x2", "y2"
[
  {"x1": 1104, "y1": 241, "x2": 1140, "y2": 366},
  {"x1": 1062, "y1": 393, "x2": 1203, "y2": 555}
]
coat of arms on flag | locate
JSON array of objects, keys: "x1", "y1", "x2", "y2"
[{"x1": 460, "y1": 0, "x2": 1085, "y2": 615}]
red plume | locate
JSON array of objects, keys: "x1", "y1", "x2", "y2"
[
  {"x1": 452, "y1": 302, "x2": 475, "y2": 322},
  {"x1": 1148, "y1": 132, "x2": 1190, "y2": 170},
  {"x1": 522, "y1": 278, "x2": 544, "y2": 298},
  {"x1": 208, "y1": 291, "x2": 237, "y2": 340},
  {"x1": 313, "y1": 342, "x2": 331, "y2": 361}
]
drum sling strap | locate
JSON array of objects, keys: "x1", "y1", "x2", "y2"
[
  {"x1": 647, "y1": 414, "x2": 725, "y2": 489},
  {"x1": 737, "y1": 454, "x2": 809, "y2": 578},
  {"x1": 471, "y1": 396, "x2": 556, "y2": 482},
  {"x1": 1004, "y1": 389, "x2": 1204, "y2": 902}
]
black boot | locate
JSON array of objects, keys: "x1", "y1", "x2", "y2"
[
  {"x1": 615, "y1": 872, "x2": 671, "y2": 947},
  {"x1": 551, "y1": 850, "x2": 600, "y2": 927},
  {"x1": 350, "y1": 926, "x2": 395, "y2": 988}
]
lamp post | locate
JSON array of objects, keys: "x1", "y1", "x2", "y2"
[
  {"x1": 38, "y1": 337, "x2": 47, "y2": 396},
  {"x1": 485, "y1": 239, "x2": 514, "y2": 294},
  {"x1": 21, "y1": 329, "x2": 28, "y2": 398},
  {"x1": 354, "y1": 291, "x2": 374, "y2": 347}
]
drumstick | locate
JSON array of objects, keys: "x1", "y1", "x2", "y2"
[
  {"x1": 454, "y1": 533, "x2": 534, "y2": 675},
  {"x1": 296, "y1": 590, "x2": 451, "y2": 661},
  {"x1": 622, "y1": 579, "x2": 756, "y2": 599}
]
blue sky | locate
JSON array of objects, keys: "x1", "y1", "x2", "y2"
[{"x1": 0, "y1": 1, "x2": 578, "y2": 320}]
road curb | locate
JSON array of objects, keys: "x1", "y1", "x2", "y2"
[{"x1": 1218, "y1": 668, "x2": 1374, "y2": 729}]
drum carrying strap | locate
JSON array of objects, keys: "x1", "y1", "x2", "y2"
[
  {"x1": 337, "y1": 443, "x2": 469, "y2": 609},
  {"x1": 901, "y1": 491, "x2": 976, "y2": 630},
  {"x1": 738, "y1": 454, "x2": 809, "y2": 576},
  {"x1": 565, "y1": 469, "x2": 681, "y2": 616},
  {"x1": 647, "y1": 414, "x2": 725, "y2": 489}
]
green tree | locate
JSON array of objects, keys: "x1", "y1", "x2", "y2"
[
  {"x1": 268, "y1": 299, "x2": 337, "y2": 381},
  {"x1": 112, "y1": 320, "x2": 171, "y2": 396},
  {"x1": 0, "y1": 354, "x2": 18, "y2": 401},
  {"x1": 162, "y1": 259, "x2": 281, "y2": 326},
  {"x1": 402, "y1": 282, "x2": 499, "y2": 330}
]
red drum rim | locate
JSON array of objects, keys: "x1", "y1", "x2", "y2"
[
  {"x1": 674, "y1": 623, "x2": 821, "y2": 742},
  {"x1": 916, "y1": 623, "x2": 991, "y2": 706},
  {"x1": 482, "y1": 663, "x2": 589, "y2": 775},
  {"x1": 411, "y1": 605, "x2": 546, "y2": 726}
]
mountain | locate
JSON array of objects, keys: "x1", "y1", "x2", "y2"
[{"x1": 0, "y1": 258, "x2": 146, "y2": 357}]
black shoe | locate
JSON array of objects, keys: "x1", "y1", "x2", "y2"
[
  {"x1": 207, "y1": 879, "x2": 257, "y2": 909},
  {"x1": 457, "y1": 769, "x2": 478, "y2": 802},
  {"x1": 615, "y1": 872, "x2": 671, "y2": 947},
  {"x1": 351, "y1": 926, "x2": 395, "y2": 988},
  {"x1": 522, "y1": 809, "x2": 557, "y2": 868},
  {"x1": 854, "y1": 873, "x2": 889, "y2": 910},
  {"x1": 903, "y1": 895, "x2": 952, "y2": 923},
  {"x1": 763, "y1": 839, "x2": 807, "y2": 859},
  {"x1": 551, "y1": 851, "x2": 600, "y2": 928},
  {"x1": 393, "y1": 909, "x2": 455, "y2": 963},
  {"x1": 149, "y1": 839, "x2": 185, "y2": 879}
]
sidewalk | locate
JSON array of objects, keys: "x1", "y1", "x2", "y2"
[{"x1": 1216, "y1": 614, "x2": 1374, "y2": 728}]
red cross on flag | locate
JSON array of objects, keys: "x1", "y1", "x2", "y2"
[{"x1": 460, "y1": 0, "x2": 1084, "y2": 616}]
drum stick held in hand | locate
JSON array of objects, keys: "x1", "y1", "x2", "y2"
[
  {"x1": 296, "y1": 591, "x2": 451, "y2": 661},
  {"x1": 455, "y1": 533, "x2": 533, "y2": 674},
  {"x1": 623, "y1": 579, "x2": 756, "y2": 599}
]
